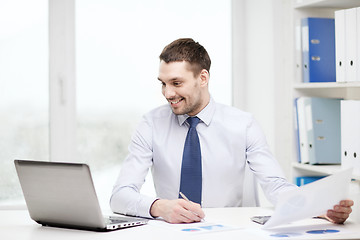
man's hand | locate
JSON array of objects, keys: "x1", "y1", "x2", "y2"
[
  {"x1": 325, "y1": 199, "x2": 354, "y2": 224},
  {"x1": 150, "y1": 199, "x2": 205, "y2": 224}
]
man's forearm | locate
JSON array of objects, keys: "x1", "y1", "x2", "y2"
[{"x1": 110, "y1": 186, "x2": 157, "y2": 218}]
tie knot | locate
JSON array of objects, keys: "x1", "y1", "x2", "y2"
[{"x1": 187, "y1": 117, "x2": 200, "y2": 128}]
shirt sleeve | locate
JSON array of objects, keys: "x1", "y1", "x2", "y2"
[
  {"x1": 245, "y1": 116, "x2": 298, "y2": 205},
  {"x1": 110, "y1": 116, "x2": 157, "y2": 218}
]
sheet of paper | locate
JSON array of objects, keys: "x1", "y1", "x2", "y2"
[
  {"x1": 263, "y1": 168, "x2": 352, "y2": 229},
  {"x1": 148, "y1": 219, "x2": 241, "y2": 234},
  {"x1": 247, "y1": 218, "x2": 352, "y2": 239}
]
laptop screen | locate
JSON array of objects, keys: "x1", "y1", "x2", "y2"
[{"x1": 14, "y1": 160, "x2": 106, "y2": 229}]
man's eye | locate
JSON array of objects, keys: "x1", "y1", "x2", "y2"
[{"x1": 173, "y1": 82, "x2": 181, "y2": 86}]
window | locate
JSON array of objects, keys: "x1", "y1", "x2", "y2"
[
  {"x1": 76, "y1": 0, "x2": 231, "y2": 208},
  {"x1": 0, "y1": 0, "x2": 231, "y2": 208},
  {"x1": 0, "y1": 0, "x2": 48, "y2": 205}
]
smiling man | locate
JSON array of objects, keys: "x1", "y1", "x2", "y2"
[
  {"x1": 158, "y1": 62, "x2": 209, "y2": 116},
  {"x1": 110, "y1": 38, "x2": 353, "y2": 224}
]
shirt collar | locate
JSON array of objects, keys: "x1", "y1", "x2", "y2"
[{"x1": 177, "y1": 97, "x2": 216, "y2": 127}]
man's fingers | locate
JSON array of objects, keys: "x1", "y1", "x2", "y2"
[
  {"x1": 179, "y1": 210, "x2": 203, "y2": 222},
  {"x1": 340, "y1": 199, "x2": 354, "y2": 207},
  {"x1": 165, "y1": 200, "x2": 204, "y2": 223},
  {"x1": 324, "y1": 199, "x2": 354, "y2": 224},
  {"x1": 328, "y1": 209, "x2": 349, "y2": 219},
  {"x1": 334, "y1": 204, "x2": 353, "y2": 214},
  {"x1": 186, "y1": 209, "x2": 204, "y2": 221},
  {"x1": 327, "y1": 209, "x2": 350, "y2": 224},
  {"x1": 175, "y1": 214, "x2": 196, "y2": 223},
  {"x1": 327, "y1": 213, "x2": 346, "y2": 224},
  {"x1": 182, "y1": 200, "x2": 205, "y2": 219}
]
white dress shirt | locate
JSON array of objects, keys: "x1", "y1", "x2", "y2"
[{"x1": 110, "y1": 98, "x2": 296, "y2": 218}]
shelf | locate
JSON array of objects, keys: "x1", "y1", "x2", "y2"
[
  {"x1": 294, "y1": 0, "x2": 360, "y2": 9},
  {"x1": 293, "y1": 82, "x2": 360, "y2": 100},
  {"x1": 294, "y1": 82, "x2": 360, "y2": 89},
  {"x1": 292, "y1": 162, "x2": 341, "y2": 174},
  {"x1": 292, "y1": 162, "x2": 360, "y2": 180}
]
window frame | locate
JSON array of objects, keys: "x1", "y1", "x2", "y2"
[{"x1": 49, "y1": 0, "x2": 77, "y2": 162}]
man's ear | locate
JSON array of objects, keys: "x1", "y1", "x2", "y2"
[{"x1": 199, "y1": 69, "x2": 209, "y2": 87}]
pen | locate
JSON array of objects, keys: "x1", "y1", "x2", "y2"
[
  {"x1": 179, "y1": 192, "x2": 205, "y2": 221},
  {"x1": 179, "y1": 192, "x2": 190, "y2": 202}
]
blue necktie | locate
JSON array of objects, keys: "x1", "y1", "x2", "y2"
[{"x1": 179, "y1": 117, "x2": 202, "y2": 204}]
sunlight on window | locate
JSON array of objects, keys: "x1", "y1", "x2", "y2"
[
  {"x1": 0, "y1": 0, "x2": 48, "y2": 205},
  {"x1": 76, "y1": 0, "x2": 231, "y2": 209}
]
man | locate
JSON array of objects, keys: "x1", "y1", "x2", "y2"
[{"x1": 110, "y1": 38, "x2": 353, "y2": 224}]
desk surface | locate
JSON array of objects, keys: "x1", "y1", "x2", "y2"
[{"x1": 1, "y1": 208, "x2": 359, "y2": 240}]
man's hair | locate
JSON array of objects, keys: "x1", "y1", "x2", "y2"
[{"x1": 159, "y1": 38, "x2": 211, "y2": 76}]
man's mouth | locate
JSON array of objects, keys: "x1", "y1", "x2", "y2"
[{"x1": 169, "y1": 98, "x2": 184, "y2": 105}]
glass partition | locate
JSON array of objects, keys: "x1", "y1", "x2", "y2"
[{"x1": 0, "y1": 0, "x2": 49, "y2": 206}]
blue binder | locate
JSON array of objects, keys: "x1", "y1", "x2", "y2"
[
  {"x1": 301, "y1": 18, "x2": 336, "y2": 82},
  {"x1": 295, "y1": 176, "x2": 326, "y2": 187},
  {"x1": 304, "y1": 97, "x2": 341, "y2": 164}
]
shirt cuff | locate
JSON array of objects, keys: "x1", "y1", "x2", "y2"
[{"x1": 138, "y1": 195, "x2": 158, "y2": 218}]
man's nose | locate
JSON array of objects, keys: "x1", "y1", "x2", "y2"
[{"x1": 163, "y1": 86, "x2": 175, "y2": 99}]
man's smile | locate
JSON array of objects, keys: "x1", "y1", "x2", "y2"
[{"x1": 169, "y1": 98, "x2": 184, "y2": 106}]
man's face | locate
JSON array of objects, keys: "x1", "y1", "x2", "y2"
[{"x1": 158, "y1": 60, "x2": 208, "y2": 116}]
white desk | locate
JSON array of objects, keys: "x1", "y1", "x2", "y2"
[{"x1": 1, "y1": 208, "x2": 359, "y2": 240}]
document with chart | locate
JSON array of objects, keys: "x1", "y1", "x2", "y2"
[
  {"x1": 263, "y1": 168, "x2": 352, "y2": 229},
  {"x1": 148, "y1": 220, "x2": 240, "y2": 234}
]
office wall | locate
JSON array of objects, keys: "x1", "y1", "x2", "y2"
[{"x1": 232, "y1": 0, "x2": 293, "y2": 178}]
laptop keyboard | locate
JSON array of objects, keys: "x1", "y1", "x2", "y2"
[{"x1": 105, "y1": 217, "x2": 128, "y2": 224}]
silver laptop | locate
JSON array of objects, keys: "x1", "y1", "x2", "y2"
[{"x1": 14, "y1": 160, "x2": 148, "y2": 231}]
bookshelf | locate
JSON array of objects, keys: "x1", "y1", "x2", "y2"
[
  {"x1": 291, "y1": 0, "x2": 360, "y2": 220},
  {"x1": 291, "y1": 0, "x2": 360, "y2": 221},
  {"x1": 294, "y1": 0, "x2": 360, "y2": 9},
  {"x1": 292, "y1": 0, "x2": 360, "y2": 177}
]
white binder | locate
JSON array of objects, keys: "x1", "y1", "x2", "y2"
[
  {"x1": 296, "y1": 97, "x2": 310, "y2": 164},
  {"x1": 357, "y1": 7, "x2": 360, "y2": 82},
  {"x1": 295, "y1": 20, "x2": 303, "y2": 83},
  {"x1": 335, "y1": 9, "x2": 346, "y2": 83},
  {"x1": 345, "y1": 8, "x2": 357, "y2": 82},
  {"x1": 341, "y1": 100, "x2": 360, "y2": 177}
]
